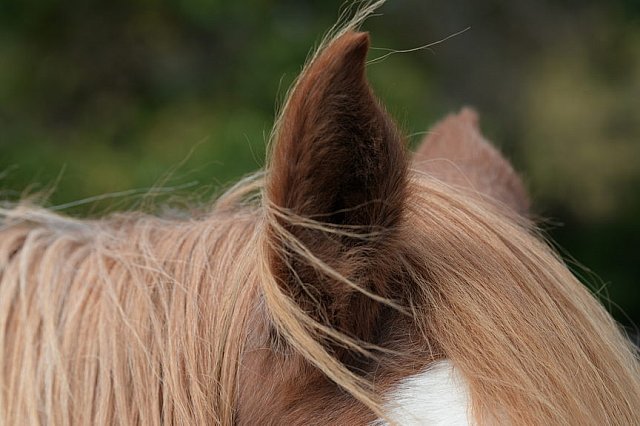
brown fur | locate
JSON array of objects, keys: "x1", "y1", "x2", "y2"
[
  {"x1": 1, "y1": 8, "x2": 639, "y2": 425},
  {"x1": 267, "y1": 32, "x2": 408, "y2": 347},
  {"x1": 414, "y1": 107, "x2": 529, "y2": 214},
  {"x1": 242, "y1": 32, "x2": 410, "y2": 424}
]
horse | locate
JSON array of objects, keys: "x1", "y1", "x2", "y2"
[{"x1": 1, "y1": 4, "x2": 639, "y2": 425}]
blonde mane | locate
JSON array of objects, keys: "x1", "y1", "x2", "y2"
[{"x1": 1, "y1": 2, "x2": 639, "y2": 425}]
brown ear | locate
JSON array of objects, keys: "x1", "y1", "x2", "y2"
[
  {"x1": 266, "y1": 32, "x2": 408, "y2": 345},
  {"x1": 413, "y1": 108, "x2": 529, "y2": 214}
]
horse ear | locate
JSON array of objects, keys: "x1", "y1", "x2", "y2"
[
  {"x1": 265, "y1": 32, "x2": 408, "y2": 343},
  {"x1": 413, "y1": 108, "x2": 529, "y2": 214}
]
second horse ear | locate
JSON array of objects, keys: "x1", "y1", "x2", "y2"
[{"x1": 413, "y1": 108, "x2": 529, "y2": 214}]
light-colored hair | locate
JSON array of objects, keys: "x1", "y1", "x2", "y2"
[{"x1": 1, "y1": 2, "x2": 639, "y2": 424}]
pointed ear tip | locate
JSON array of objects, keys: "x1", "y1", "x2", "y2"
[
  {"x1": 335, "y1": 31, "x2": 371, "y2": 57},
  {"x1": 350, "y1": 31, "x2": 370, "y2": 45},
  {"x1": 458, "y1": 107, "x2": 480, "y2": 128},
  {"x1": 340, "y1": 30, "x2": 370, "y2": 43}
]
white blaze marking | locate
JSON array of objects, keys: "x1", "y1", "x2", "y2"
[{"x1": 372, "y1": 360, "x2": 471, "y2": 425}]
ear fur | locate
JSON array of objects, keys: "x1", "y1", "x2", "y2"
[
  {"x1": 268, "y1": 32, "x2": 407, "y2": 228},
  {"x1": 265, "y1": 32, "x2": 408, "y2": 346},
  {"x1": 413, "y1": 108, "x2": 529, "y2": 214}
]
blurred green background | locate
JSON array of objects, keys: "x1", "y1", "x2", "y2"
[{"x1": 1, "y1": 1, "x2": 639, "y2": 328}]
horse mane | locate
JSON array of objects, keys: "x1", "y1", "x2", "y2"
[{"x1": 1, "y1": 1, "x2": 639, "y2": 424}]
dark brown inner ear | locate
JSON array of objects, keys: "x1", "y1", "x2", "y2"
[
  {"x1": 265, "y1": 31, "x2": 408, "y2": 350},
  {"x1": 413, "y1": 108, "x2": 529, "y2": 214}
]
